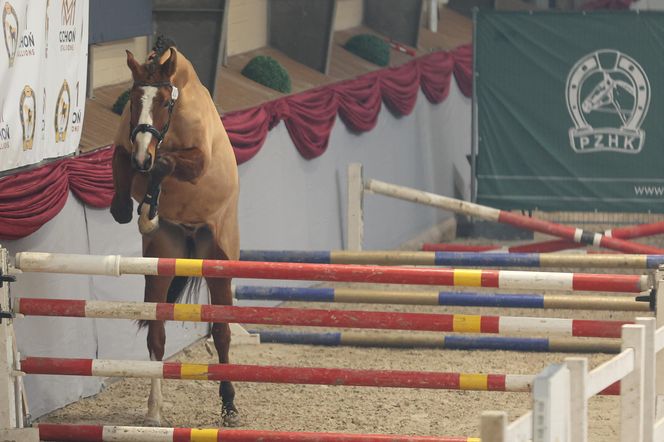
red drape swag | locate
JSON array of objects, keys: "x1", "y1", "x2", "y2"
[
  {"x1": 0, "y1": 45, "x2": 472, "y2": 240},
  {"x1": 581, "y1": 0, "x2": 633, "y2": 9}
]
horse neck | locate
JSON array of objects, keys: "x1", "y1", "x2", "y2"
[{"x1": 171, "y1": 54, "x2": 201, "y2": 91}]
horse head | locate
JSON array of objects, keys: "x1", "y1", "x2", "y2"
[
  {"x1": 581, "y1": 74, "x2": 614, "y2": 114},
  {"x1": 126, "y1": 48, "x2": 179, "y2": 172}
]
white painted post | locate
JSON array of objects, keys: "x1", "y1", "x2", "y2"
[
  {"x1": 428, "y1": 0, "x2": 438, "y2": 32},
  {"x1": 0, "y1": 247, "x2": 38, "y2": 441},
  {"x1": 0, "y1": 248, "x2": 16, "y2": 429},
  {"x1": 565, "y1": 357, "x2": 588, "y2": 442},
  {"x1": 637, "y1": 317, "x2": 656, "y2": 442},
  {"x1": 656, "y1": 267, "x2": 664, "y2": 419},
  {"x1": 533, "y1": 363, "x2": 571, "y2": 442},
  {"x1": 621, "y1": 324, "x2": 646, "y2": 442},
  {"x1": 480, "y1": 411, "x2": 507, "y2": 442},
  {"x1": 346, "y1": 163, "x2": 364, "y2": 251}
]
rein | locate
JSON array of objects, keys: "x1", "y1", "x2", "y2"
[{"x1": 129, "y1": 81, "x2": 179, "y2": 145}]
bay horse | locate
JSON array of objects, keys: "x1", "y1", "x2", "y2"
[{"x1": 110, "y1": 37, "x2": 240, "y2": 427}]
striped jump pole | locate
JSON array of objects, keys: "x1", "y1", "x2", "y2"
[
  {"x1": 365, "y1": 179, "x2": 664, "y2": 255},
  {"x1": 234, "y1": 286, "x2": 651, "y2": 311},
  {"x1": 13, "y1": 252, "x2": 650, "y2": 293},
  {"x1": 423, "y1": 241, "x2": 583, "y2": 253},
  {"x1": 37, "y1": 424, "x2": 479, "y2": 442},
  {"x1": 239, "y1": 250, "x2": 664, "y2": 269},
  {"x1": 21, "y1": 357, "x2": 621, "y2": 396},
  {"x1": 14, "y1": 298, "x2": 630, "y2": 338},
  {"x1": 251, "y1": 330, "x2": 622, "y2": 353},
  {"x1": 20, "y1": 357, "x2": 534, "y2": 392},
  {"x1": 423, "y1": 219, "x2": 664, "y2": 253}
]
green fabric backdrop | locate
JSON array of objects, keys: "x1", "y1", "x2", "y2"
[{"x1": 476, "y1": 11, "x2": 664, "y2": 212}]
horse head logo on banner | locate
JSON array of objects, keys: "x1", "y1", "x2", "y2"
[
  {"x1": 2, "y1": 2, "x2": 18, "y2": 67},
  {"x1": 54, "y1": 80, "x2": 70, "y2": 143},
  {"x1": 566, "y1": 49, "x2": 650, "y2": 154},
  {"x1": 20, "y1": 85, "x2": 35, "y2": 150}
]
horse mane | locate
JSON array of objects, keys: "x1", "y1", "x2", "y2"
[
  {"x1": 151, "y1": 35, "x2": 177, "y2": 62},
  {"x1": 146, "y1": 35, "x2": 196, "y2": 86}
]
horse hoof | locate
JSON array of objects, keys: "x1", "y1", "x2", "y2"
[
  {"x1": 111, "y1": 196, "x2": 133, "y2": 224},
  {"x1": 143, "y1": 418, "x2": 161, "y2": 427},
  {"x1": 138, "y1": 213, "x2": 159, "y2": 235},
  {"x1": 221, "y1": 409, "x2": 241, "y2": 427}
]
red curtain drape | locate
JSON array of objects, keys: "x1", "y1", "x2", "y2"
[
  {"x1": 581, "y1": 0, "x2": 633, "y2": 9},
  {"x1": 0, "y1": 45, "x2": 473, "y2": 240}
]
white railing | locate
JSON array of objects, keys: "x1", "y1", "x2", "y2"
[{"x1": 480, "y1": 313, "x2": 664, "y2": 441}]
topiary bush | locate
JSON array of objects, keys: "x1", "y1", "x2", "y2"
[
  {"x1": 112, "y1": 89, "x2": 130, "y2": 115},
  {"x1": 241, "y1": 55, "x2": 292, "y2": 94},
  {"x1": 343, "y1": 34, "x2": 390, "y2": 67}
]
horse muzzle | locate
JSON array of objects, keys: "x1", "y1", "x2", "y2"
[{"x1": 131, "y1": 150, "x2": 153, "y2": 172}]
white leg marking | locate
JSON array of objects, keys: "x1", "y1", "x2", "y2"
[{"x1": 145, "y1": 354, "x2": 162, "y2": 426}]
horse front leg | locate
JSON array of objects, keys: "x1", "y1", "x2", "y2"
[
  {"x1": 141, "y1": 274, "x2": 172, "y2": 426},
  {"x1": 137, "y1": 148, "x2": 204, "y2": 235},
  {"x1": 110, "y1": 145, "x2": 135, "y2": 224},
  {"x1": 141, "y1": 225, "x2": 186, "y2": 426},
  {"x1": 145, "y1": 317, "x2": 167, "y2": 427},
  {"x1": 206, "y1": 275, "x2": 239, "y2": 427},
  {"x1": 137, "y1": 156, "x2": 174, "y2": 235}
]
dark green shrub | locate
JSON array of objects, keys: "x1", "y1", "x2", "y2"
[
  {"x1": 343, "y1": 34, "x2": 390, "y2": 67},
  {"x1": 112, "y1": 89, "x2": 130, "y2": 115},
  {"x1": 241, "y1": 55, "x2": 292, "y2": 93}
]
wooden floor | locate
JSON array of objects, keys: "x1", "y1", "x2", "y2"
[{"x1": 81, "y1": 7, "x2": 472, "y2": 152}]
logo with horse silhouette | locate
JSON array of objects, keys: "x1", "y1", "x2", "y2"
[
  {"x1": 2, "y1": 2, "x2": 18, "y2": 67},
  {"x1": 20, "y1": 85, "x2": 35, "y2": 150},
  {"x1": 54, "y1": 80, "x2": 70, "y2": 143},
  {"x1": 566, "y1": 49, "x2": 650, "y2": 154}
]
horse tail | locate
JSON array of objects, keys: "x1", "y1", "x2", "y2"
[{"x1": 137, "y1": 236, "x2": 202, "y2": 329}]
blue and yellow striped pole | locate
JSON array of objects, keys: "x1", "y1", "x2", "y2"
[
  {"x1": 233, "y1": 286, "x2": 651, "y2": 311},
  {"x1": 239, "y1": 249, "x2": 664, "y2": 269}
]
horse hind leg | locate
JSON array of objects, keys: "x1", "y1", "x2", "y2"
[
  {"x1": 196, "y1": 229, "x2": 240, "y2": 427},
  {"x1": 141, "y1": 222, "x2": 188, "y2": 426}
]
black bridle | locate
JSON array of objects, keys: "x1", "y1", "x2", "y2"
[{"x1": 129, "y1": 81, "x2": 178, "y2": 145}]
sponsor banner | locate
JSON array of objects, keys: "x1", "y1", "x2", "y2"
[
  {"x1": 476, "y1": 11, "x2": 664, "y2": 212},
  {"x1": 0, "y1": 0, "x2": 87, "y2": 173}
]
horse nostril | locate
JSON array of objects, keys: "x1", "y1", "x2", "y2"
[
  {"x1": 131, "y1": 153, "x2": 152, "y2": 172},
  {"x1": 143, "y1": 153, "x2": 152, "y2": 170}
]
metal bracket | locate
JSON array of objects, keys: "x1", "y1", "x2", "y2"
[
  {"x1": 635, "y1": 287, "x2": 656, "y2": 311},
  {"x1": 0, "y1": 274, "x2": 15, "y2": 288}
]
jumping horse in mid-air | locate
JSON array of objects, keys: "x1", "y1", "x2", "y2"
[{"x1": 110, "y1": 36, "x2": 240, "y2": 427}]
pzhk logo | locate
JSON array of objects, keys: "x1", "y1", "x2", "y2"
[
  {"x1": 566, "y1": 49, "x2": 650, "y2": 154},
  {"x1": 20, "y1": 85, "x2": 35, "y2": 150},
  {"x1": 59, "y1": 0, "x2": 76, "y2": 52},
  {"x1": 54, "y1": 80, "x2": 70, "y2": 143},
  {"x1": 2, "y1": 2, "x2": 18, "y2": 66}
]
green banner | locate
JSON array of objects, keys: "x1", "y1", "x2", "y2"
[{"x1": 476, "y1": 11, "x2": 664, "y2": 212}]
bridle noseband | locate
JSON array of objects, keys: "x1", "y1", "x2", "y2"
[{"x1": 129, "y1": 81, "x2": 179, "y2": 145}]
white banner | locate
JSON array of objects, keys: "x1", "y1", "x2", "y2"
[{"x1": 0, "y1": 0, "x2": 88, "y2": 173}]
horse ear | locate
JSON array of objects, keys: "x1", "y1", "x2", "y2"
[
  {"x1": 126, "y1": 50, "x2": 142, "y2": 79},
  {"x1": 161, "y1": 48, "x2": 177, "y2": 79}
]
